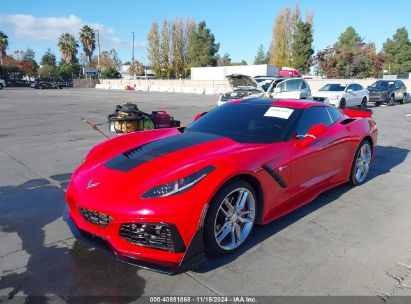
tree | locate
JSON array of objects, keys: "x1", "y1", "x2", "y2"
[
  {"x1": 254, "y1": 44, "x2": 269, "y2": 64},
  {"x1": 269, "y1": 5, "x2": 300, "y2": 66},
  {"x1": 217, "y1": 53, "x2": 232, "y2": 66},
  {"x1": 147, "y1": 20, "x2": 162, "y2": 77},
  {"x1": 99, "y1": 49, "x2": 121, "y2": 71},
  {"x1": 128, "y1": 60, "x2": 145, "y2": 76},
  {"x1": 38, "y1": 64, "x2": 56, "y2": 81},
  {"x1": 171, "y1": 18, "x2": 185, "y2": 78},
  {"x1": 382, "y1": 27, "x2": 411, "y2": 75},
  {"x1": 41, "y1": 48, "x2": 57, "y2": 66},
  {"x1": 19, "y1": 60, "x2": 37, "y2": 78},
  {"x1": 183, "y1": 18, "x2": 196, "y2": 76},
  {"x1": 187, "y1": 21, "x2": 219, "y2": 67},
  {"x1": 79, "y1": 25, "x2": 96, "y2": 65},
  {"x1": 160, "y1": 20, "x2": 171, "y2": 78},
  {"x1": 56, "y1": 63, "x2": 81, "y2": 80},
  {"x1": 57, "y1": 33, "x2": 79, "y2": 64},
  {"x1": 291, "y1": 21, "x2": 314, "y2": 73},
  {"x1": 334, "y1": 26, "x2": 362, "y2": 51},
  {"x1": 0, "y1": 31, "x2": 8, "y2": 66},
  {"x1": 22, "y1": 48, "x2": 37, "y2": 67},
  {"x1": 100, "y1": 66, "x2": 121, "y2": 79}
]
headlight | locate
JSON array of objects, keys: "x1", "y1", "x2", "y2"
[
  {"x1": 141, "y1": 166, "x2": 216, "y2": 198},
  {"x1": 329, "y1": 95, "x2": 339, "y2": 100}
]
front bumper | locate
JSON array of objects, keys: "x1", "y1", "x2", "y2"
[
  {"x1": 63, "y1": 204, "x2": 207, "y2": 275},
  {"x1": 369, "y1": 93, "x2": 390, "y2": 103}
]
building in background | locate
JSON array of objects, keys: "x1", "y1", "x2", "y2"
[{"x1": 190, "y1": 64, "x2": 280, "y2": 81}]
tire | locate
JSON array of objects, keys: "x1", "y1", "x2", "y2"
[
  {"x1": 360, "y1": 97, "x2": 367, "y2": 108},
  {"x1": 399, "y1": 93, "x2": 406, "y2": 104},
  {"x1": 339, "y1": 98, "x2": 346, "y2": 109},
  {"x1": 349, "y1": 140, "x2": 372, "y2": 186},
  {"x1": 204, "y1": 179, "x2": 257, "y2": 256},
  {"x1": 375, "y1": 101, "x2": 381, "y2": 107},
  {"x1": 0, "y1": 84, "x2": 3, "y2": 90},
  {"x1": 388, "y1": 95, "x2": 395, "y2": 106}
]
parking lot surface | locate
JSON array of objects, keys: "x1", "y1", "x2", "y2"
[{"x1": 1, "y1": 88, "x2": 411, "y2": 301}]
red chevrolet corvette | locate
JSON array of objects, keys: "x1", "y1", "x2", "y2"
[{"x1": 65, "y1": 98, "x2": 378, "y2": 273}]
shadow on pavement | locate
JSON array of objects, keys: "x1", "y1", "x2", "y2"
[
  {"x1": 193, "y1": 145, "x2": 409, "y2": 273},
  {"x1": 0, "y1": 173, "x2": 146, "y2": 303}
]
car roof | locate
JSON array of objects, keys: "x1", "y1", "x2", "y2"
[{"x1": 237, "y1": 97, "x2": 326, "y2": 109}]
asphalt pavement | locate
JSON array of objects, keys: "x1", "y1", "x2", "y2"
[{"x1": 1, "y1": 88, "x2": 411, "y2": 302}]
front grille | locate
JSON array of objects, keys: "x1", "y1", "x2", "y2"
[
  {"x1": 313, "y1": 96, "x2": 326, "y2": 102},
  {"x1": 119, "y1": 223, "x2": 185, "y2": 252},
  {"x1": 78, "y1": 207, "x2": 114, "y2": 228}
]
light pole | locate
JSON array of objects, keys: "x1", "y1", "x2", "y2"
[
  {"x1": 95, "y1": 29, "x2": 101, "y2": 77},
  {"x1": 132, "y1": 31, "x2": 136, "y2": 80}
]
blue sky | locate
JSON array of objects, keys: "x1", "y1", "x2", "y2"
[{"x1": 1, "y1": 0, "x2": 410, "y2": 65}]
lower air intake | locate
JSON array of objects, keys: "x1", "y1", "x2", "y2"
[
  {"x1": 78, "y1": 207, "x2": 113, "y2": 228},
  {"x1": 119, "y1": 223, "x2": 185, "y2": 253}
]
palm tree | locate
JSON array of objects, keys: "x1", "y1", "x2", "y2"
[
  {"x1": 57, "y1": 33, "x2": 79, "y2": 64},
  {"x1": 79, "y1": 25, "x2": 96, "y2": 65},
  {"x1": 0, "y1": 31, "x2": 9, "y2": 66}
]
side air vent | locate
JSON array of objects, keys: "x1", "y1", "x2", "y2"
[{"x1": 340, "y1": 118, "x2": 356, "y2": 125}]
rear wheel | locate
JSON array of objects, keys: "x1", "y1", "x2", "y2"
[
  {"x1": 204, "y1": 179, "x2": 257, "y2": 256},
  {"x1": 399, "y1": 93, "x2": 406, "y2": 104},
  {"x1": 349, "y1": 140, "x2": 372, "y2": 186},
  {"x1": 0, "y1": 84, "x2": 3, "y2": 90},
  {"x1": 339, "y1": 98, "x2": 346, "y2": 109}
]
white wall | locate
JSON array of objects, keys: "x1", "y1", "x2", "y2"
[{"x1": 190, "y1": 64, "x2": 279, "y2": 81}]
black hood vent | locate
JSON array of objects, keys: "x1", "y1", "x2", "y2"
[{"x1": 105, "y1": 132, "x2": 222, "y2": 172}]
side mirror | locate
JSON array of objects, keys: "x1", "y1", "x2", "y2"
[
  {"x1": 346, "y1": 89, "x2": 353, "y2": 93},
  {"x1": 194, "y1": 111, "x2": 207, "y2": 121},
  {"x1": 298, "y1": 124, "x2": 327, "y2": 147},
  {"x1": 273, "y1": 87, "x2": 282, "y2": 94}
]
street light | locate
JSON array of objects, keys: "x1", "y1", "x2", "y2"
[{"x1": 132, "y1": 31, "x2": 136, "y2": 80}]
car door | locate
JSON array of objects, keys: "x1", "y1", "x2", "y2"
[
  {"x1": 287, "y1": 106, "x2": 351, "y2": 200},
  {"x1": 273, "y1": 79, "x2": 304, "y2": 99}
]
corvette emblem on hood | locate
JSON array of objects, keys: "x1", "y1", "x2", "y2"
[{"x1": 87, "y1": 178, "x2": 100, "y2": 189}]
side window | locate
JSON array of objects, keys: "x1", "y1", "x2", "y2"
[
  {"x1": 284, "y1": 79, "x2": 302, "y2": 91},
  {"x1": 296, "y1": 107, "x2": 333, "y2": 136},
  {"x1": 326, "y1": 106, "x2": 342, "y2": 123},
  {"x1": 301, "y1": 80, "x2": 307, "y2": 89},
  {"x1": 275, "y1": 81, "x2": 286, "y2": 92},
  {"x1": 355, "y1": 84, "x2": 363, "y2": 91},
  {"x1": 346, "y1": 84, "x2": 355, "y2": 91}
]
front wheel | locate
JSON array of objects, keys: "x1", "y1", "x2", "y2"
[
  {"x1": 360, "y1": 97, "x2": 367, "y2": 108},
  {"x1": 339, "y1": 98, "x2": 346, "y2": 109},
  {"x1": 388, "y1": 95, "x2": 395, "y2": 106},
  {"x1": 349, "y1": 140, "x2": 372, "y2": 186},
  {"x1": 204, "y1": 179, "x2": 257, "y2": 256},
  {"x1": 0, "y1": 84, "x2": 3, "y2": 90}
]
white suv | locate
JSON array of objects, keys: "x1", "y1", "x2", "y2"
[{"x1": 0, "y1": 79, "x2": 5, "y2": 90}]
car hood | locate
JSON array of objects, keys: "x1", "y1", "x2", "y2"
[
  {"x1": 367, "y1": 87, "x2": 392, "y2": 93},
  {"x1": 69, "y1": 129, "x2": 265, "y2": 211},
  {"x1": 313, "y1": 91, "x2": 343, "y2": 98},
  {"x1": 227, "y1": 74, "x2": 259, "y2": 90}
]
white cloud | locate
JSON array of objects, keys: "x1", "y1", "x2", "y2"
[{"x1": 0, "y1": 14, "x2": 144, "y2": 49}]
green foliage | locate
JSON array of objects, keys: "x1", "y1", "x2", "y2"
[
  {"x1": 79, "y1": 25, "x2": 96, "y2": 65},
  {"x1": 254, "y1": 45, "x2": 269, "y2": 64},
  {"x1": 315, "y1": 27, "x2": 383, "y2": 78},
  {"x1": 334, "y1": 26, "x2": 362, "y2": 51},
  {"x1": 41, "y1": 48, "x2": 57, "y2": 67},
  {"x1": 187, "y1": 21, "x2": 219, "y2": 67},
  {"x1": 216, "y1": 53, "x2": 231, "y2": 66},
  {"x1": 56, "y1": 63, "x2": 81, "y2": 80},
  {"x1": 0, "y1": 31, "x2": 8, "y2": 57},
  {"x1": 22, "y1": 48, "x2": 38, "y2": 67},
  {"x1": 291, "y1": 21, "x2": 313, "y2": 73},
  {"x1": 382, "y1": 27, "x2": 411, "y2": 74},
  {"x1": 147, "y1": 20, "x2": 162, "y2": 77},
  {"x1": 38, "y1": 64, "x2": 56, "y2": 80},
  {"x1": 100, "y1": 66, "x2": 121, "y2": 79},
  {"x1": 57, "y1": 33, "x2": 79, "y2": 64}
]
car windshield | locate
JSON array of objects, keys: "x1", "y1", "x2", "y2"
[
  {"x1": 369, "y1": 81, "x2": 395, "y2": 88},
  {"x1": 319, "y1": 84, "x2": 346, "y2": 91},
  {"x1": 186, "y1": 103, "x2": 300, "y2": 143}
]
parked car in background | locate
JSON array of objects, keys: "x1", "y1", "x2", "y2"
[
  {"x1": 31, "y1": 81, "x2": 62, "y2": 89},
  {"x1": 254, "y1": 76, "x2": 277, "y2": 92},
  {"x1": 218, "y1": 74, "x2": 264, "y2": 106},
  {"x1": 367, "y1": 80, "x2": 407, "y2": 106},
  {"x1": 264, "y1": 77, "x2": 312, "y2": 100},
  {"x1": 0, "y1": 78, "x2": 6, "y2": 90},
  {"x1": 313, "y1": 83, "x2": 369, "y2": 109}
]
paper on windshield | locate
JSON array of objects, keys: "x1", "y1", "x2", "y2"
[{"x1": 264, "y1": 107, "x2": 294, "y2": 119}]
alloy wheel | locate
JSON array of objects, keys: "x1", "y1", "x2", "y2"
[
  {"x1": 214, "y1": 188, "x2": 255, "y2": 251},
  {"x1": 354, "y1": 143, "x2": 372, "y2": 183}
]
